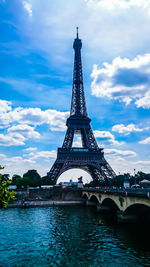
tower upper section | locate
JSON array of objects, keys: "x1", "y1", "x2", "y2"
[{"x1": 70, "y1": 28, "x2": 88, "y2": 117}]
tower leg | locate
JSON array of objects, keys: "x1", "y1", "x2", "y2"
[
  {"x1": 88, "y1": 165, "x2": 105, "y2": 184},
  {"x1": 47, "y1": 160, "x2": 64, "y2": 184},
  {"x1": 62, "y1": 128, "x2": 74, "y2": 149}
]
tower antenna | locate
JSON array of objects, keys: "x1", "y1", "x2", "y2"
[{"x1": 76, "y1": 27, "x2": 79, "y2": 38}]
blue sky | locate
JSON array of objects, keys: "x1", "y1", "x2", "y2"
[{"x1": 0, "y1": 0, "x2": 150, "y2": 182}]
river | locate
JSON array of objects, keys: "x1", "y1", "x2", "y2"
[{"x1": 0, "y1": 206, "x2": 150, "y2": 266}]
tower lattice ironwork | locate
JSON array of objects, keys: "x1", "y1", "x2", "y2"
[{"x1": 48, "y1": 28, "x2": 116, "y2": 183}]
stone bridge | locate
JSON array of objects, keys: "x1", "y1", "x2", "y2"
[{"x1": 82, "y1": 188, "x2": 150, "y2": 223}]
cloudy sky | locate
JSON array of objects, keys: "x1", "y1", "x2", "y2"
[{"x1": 0, "y1": 0, "x2": 150, "y2": 182}]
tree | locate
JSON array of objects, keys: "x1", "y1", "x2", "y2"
[
  {"x1": 0, "y1": 166, "x2": 16, "y2": 208},
  {"x1": 41, "y1": 176, "x2": 54, "y2": 185},
  {"x1": 137, "y1": 171, "x2": 146, "y2": 180},
  {"x1": 145, "y1": 173, "x2": 150, "y2": 181},
  {"x1": 23, "y1": 169, "x2": 41, "y2": 187},
  {"x1": 12, "y1": 174, "x2": 21, "y2": 185},
  {"x1": 1, "y1": 174, "x2": 10, "y2": 181},
  {"x1": 111, "y1": 175, "x2": 125, "y2": 187},
  {"x1": 15, "y1": 177, "x2": 31, "y2": 188},
  {"x1": 130, "y1": 171, "x2": 150, "y2": 185},
  {"x1": 84, "y1": 180, "x2": 105, "y2": 187}
]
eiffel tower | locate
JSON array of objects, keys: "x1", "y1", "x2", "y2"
[{"x1": 48, "y1": 28, "x2": 116, "y2": 184}]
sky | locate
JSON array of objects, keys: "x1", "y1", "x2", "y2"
[{"x1": 0, "y1": 0, "x2": 150, "y2": 182}]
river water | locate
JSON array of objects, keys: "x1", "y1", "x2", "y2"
[{"x1": 0, "y1": 206, "x2": 150, "y2": 266}]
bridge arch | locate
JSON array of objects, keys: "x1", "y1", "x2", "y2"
[
  {"x1": 82, "y1": 193, "x2": 88, "y2": 200},
  {"x1": 125, "y1": 203, "x2": 150, "y2": 223},
  {"x1": 101, "y1": 197, "x2": 120, "y2": 212},
  {"x1": 89, "y1": 195, "x2": 99, "y2": 203}
]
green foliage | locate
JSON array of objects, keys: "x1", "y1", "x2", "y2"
[
  {"x1": 16, "y1": 177, "x2": 31, "y2": 188},
  {"x1": 111, "y1": 172, "x2": 150, "y2": 187},
  {"x1": 129, "y1": 172, "x2": 150, "y2": 186},
  {"x1": 12, "y1": 174, "x2": 21, "y2": 185},
  {"x1": 23, "y1": 169, "x2": 41, "y2": 187},
  {"x1": 1, "y1": 174, "x2": 10, "y2": 181},
  {"x1": 13, "y1": 170, "x2": 42, "y2": 188},
  {"x1": 144, "y1": 173, "x2": 150, "y2": 181},
  {"x1": 0, "y1": 166, "x2": 16, "y2": 208},
  {"x1": 41, "y1": 176, "x2": 54, "y2": 185},
  {"x1": 137, "y1": 172, "x2": 150, "y2": 181},
  {"x1": 137, "y1": 171, "x2": 145, "y2": 180},
  {"x1": 0, "y1": 165, "x2": 4, "y2": 170},
  {"x1": 84, "y1": 180, "x2": 103, "y2": 187},
  {"x1": 70, "y1": 184, "x2": 77, "y2": 188},
  {"x1": 111, "y1": 175, "x2": 125, "y2": 187}
]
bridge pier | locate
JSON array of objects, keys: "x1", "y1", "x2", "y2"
[
  {"x1": 96, "y1": 205, "x2": 111, "y2": 212},
  {"x1": 86, "y1": 200, "x2": 98, "y2": 206}
]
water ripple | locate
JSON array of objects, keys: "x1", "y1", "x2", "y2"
[{"x1": 0, "y1": 206, "x2": 150, "y2": 266}]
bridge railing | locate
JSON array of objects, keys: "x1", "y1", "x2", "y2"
[{"x1": 83, "y1": 187, "x2": 150, "y2": 198}]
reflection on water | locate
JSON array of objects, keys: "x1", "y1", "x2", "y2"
[{"x1": 0, "y1": 206, "x2": 150, "y2": 266}]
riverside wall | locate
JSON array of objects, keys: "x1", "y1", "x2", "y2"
[
  {"x1": 8, "y1": 200, "x2": 84, "y2": 208},
  {"x1": 8, "y1": 188, "x2": 85, "y2": 208}
]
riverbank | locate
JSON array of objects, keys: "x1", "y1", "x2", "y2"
[{"x1": 8, "y1": 200, "x2": 85, "y2": 208}]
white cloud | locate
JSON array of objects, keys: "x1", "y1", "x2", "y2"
[
  {"x1": 139, "y1": 137, "x2": 150, "y2": 144},
  {"x1": 17, "y1": 0, "x2": 150, "y2": 72},
  {"x1": 135, "y1": 91, "x2": 150, "y2": 109},
  {"x1": 0, "y1": 153, "x2": 37, "y2": 175},
  {"x1": 24, "y1": 147, "x2": 37, "y2": 152},
  {"x1": 71, "y1": 130, "x2": 124, "y2": 147},
  {"x1": 0, "y1": 100, "x2": 12, "y2": 113},
  {"x1": 0, "y1": 124, "x2": 40, "y2": 147},
  {"x1": 72, "y1": 135, "x2": 82, "y2": 147},
  {"x1": 104, "y1": 156, "x2": 150, "y2": 175},
  {"x1": 0, "y1": 150, "x2": 57, "y2": 177},
  {"x1": 27, "y1": 150, "x2": 56, "y2": 160},
  {"x1": 0, "y1": 124, "x2": 42, "y2": 148},
  {"x1": 0, "y1": 100, "x2": 69, "y2": 147},
  {"x1": 94, "y1": 130, "x2": 124, "y2": 145},
  {"x1": 8, "y1": 124, "x2": 40, "y2": 139},
  {"x1": 91, "y1": 54, "x2": 150, "y2": 108},
  {"x1": 23, "y1": 1, "x2": 32, "y2": 17},
  {"x1": 0, "y1": 133, "x2": 25, "y2": 146},
  {"x1": 85, "y1": 0, "x2": 150, "y2": 11},
  {"x1": 4, "y1": 156, "x2": 23, "y2": 163},
  {"x1": 105, "y1": 148, "x2": 136, "y2": 157},
  {"x1": 23, "y1": 159, "x2": 36, "y2": 164},
  {"x1": 112, "y1": 123, "x2": 147, "y2": 135},
  {"x1": 0, "y1": 153, "x2": 6, "y2": 158},
  {"x1": 135, "y1": 160, "x2": 150, "y2": 165},
  {"x1": 0, "y1": 101, "x2": 69, "y2": 131}
]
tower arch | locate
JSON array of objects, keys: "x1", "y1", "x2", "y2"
[{"x1": 57, "y1": 168, "x2": 92, "y2": 184}]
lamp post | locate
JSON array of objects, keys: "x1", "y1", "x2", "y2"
[{"x1": 134, "y1": 169, "x2": 136, "y2": 185}]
